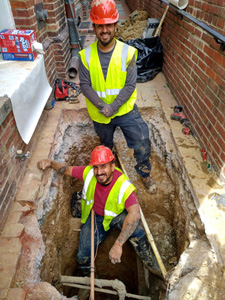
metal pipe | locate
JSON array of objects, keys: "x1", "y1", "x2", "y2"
[
  {"x1": 158, "y1": 0, "x2": 225, "y2": 50},
  {"x1": 61, "y1": 276, "x2": 126, "y2": 300},
  {"x1": 67, "y1": 0, "x2": 83, "y2": 50},
  {"x1": 61, "y1": 278, "x2": 152, "y2": 299},
  {"x1": 64, "y1": 0, "x2": 83, "y2": 78},
  {"x1": 90, "y1": 209, "x2": 95, "y2": 299},
  {"x1": 62, "y1": 283, "x2": 151, "y2": 299}
]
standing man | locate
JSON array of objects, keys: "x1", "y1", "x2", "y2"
[
  {"x1": 78, "y1": 0, "x2": 156, "y2": 193},
  {"x1": 37, "y1": 146, "x2": 161, "y2": 279}
]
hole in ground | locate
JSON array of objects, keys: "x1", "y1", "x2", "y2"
[{"x1": 33, "y1": 108, "x2": 204, "y2": 299}]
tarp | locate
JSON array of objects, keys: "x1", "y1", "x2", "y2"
[
  {"x1": 0, "y1": 54, "x2": 52, "y2": 144},
  {"x1": 125, "y1": 37, "x2": 163, "y2": 83}
]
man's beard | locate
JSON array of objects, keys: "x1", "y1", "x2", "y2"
[
  {"x1": 99, "y1": 33, "x2": 114, "y2": 47},
  {"x1": 96, "y1": 172, "x2": 113, "y2": 185}
]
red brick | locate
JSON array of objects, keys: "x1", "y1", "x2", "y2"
[
  {"x1": 10, "y1": 1, "x2": 27, "y2": 9},
  {"x1": 206, "y1": 66, "x2": 216, "y2": 79}
]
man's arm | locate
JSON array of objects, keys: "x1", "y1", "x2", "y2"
[
  {"x1": 79, "y1": 58, "x2": 105, "y2": 109},
  {"x1": 37, "y1": 159, "x2": 73, "y2": 177},
  {"x1": 99, "y1": 54, "x2": 137, "y2": 117},
  {"x1": 109, "y1": 203, "x2": 141, "y2": 264},
  {"x1": 79, "y1": 53, "x2": 137, "y2": 118}
]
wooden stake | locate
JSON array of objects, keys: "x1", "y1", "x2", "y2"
[
  {"x1": 116, "y1": 151, "x2": 167, "y2": 279},
  {"x1": 154, "y1": 5, "x2": 169, "y2": 37}
]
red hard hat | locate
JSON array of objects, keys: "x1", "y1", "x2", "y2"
[
  {"x1": 90, "y1": 145, "x2": 115, "y2": 165},
  {"x1": 90, "y1": 0, "x2": 119, "y2": 24}
]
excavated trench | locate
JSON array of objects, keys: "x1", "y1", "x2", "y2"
[{"x1": 19, "y1": 107, "x2": 209, "y2": 299}]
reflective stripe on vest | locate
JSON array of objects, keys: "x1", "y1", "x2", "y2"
[
  {"x1": 82, "y1": 167, "x2": 94, "y2": 200},
  {"x1": 118, "y1": 179, "x2": 132, "y2": 204},
  {"x1": 79, "y1": 39, "x2": 137, "y2": 124},
  {"x1": 81, "y1": 166, "x2": 136, "y2": 230},
  {"x1": 104, "y1": 210, "x2": 118, "y2": 217},
  {"x1": 84, "y1": 42, "x2": 129, "y2": 73},
  {"x1": 84, "y1": 42, "x2": 129, "y2": 97}
]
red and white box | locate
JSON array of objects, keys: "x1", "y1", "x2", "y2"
[{"x1": 0, "y1": 29, "x2": 38, "y2": 61}]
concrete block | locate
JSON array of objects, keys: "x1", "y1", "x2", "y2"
[
  {"x1": 1, "y1": 223, "x2": 24, "y2": 238},
  {"x1": 7, "y1": 288, "x2": 26, "y2": 300},
  {"x1": 0, "y1": 288, "x2": 8, "y2": 299},
  {"x1": 0, "y1": 238, "x2": 22, "y2": 253},
  {"x1": 0, "y1": 97, "x2": 12, "y2": 126}
]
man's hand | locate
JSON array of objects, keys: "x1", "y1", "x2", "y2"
[
  {"x1": 109, "y1": 204, "x2": 141, "y2": 265},
  {"x1": 99, "y1": 104, "x2": 118, "y2": 118},
  {"x1": 109, "y1": 240, "x2": 122, "y2": 264},
  {"x1": 37, "y1": 159, "x2": 52, "y2": 170}
]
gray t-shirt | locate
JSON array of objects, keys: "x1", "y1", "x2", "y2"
[{"x1": 79, "y1": 41, "x2": 137, "y2": 110}]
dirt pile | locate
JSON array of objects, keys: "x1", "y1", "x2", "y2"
[{"x1": 115, "y1": 10, "x2": 149, "y2": 41}]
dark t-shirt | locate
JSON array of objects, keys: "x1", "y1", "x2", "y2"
[{"x1": 72, "y1": 166, "x2": 138, "y2": 216}]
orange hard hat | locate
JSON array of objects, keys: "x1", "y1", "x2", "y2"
[
  {"x1": 90, "y1": 0, "x2": 119, "y2": 24},
  {"x1": 90, "y1": 145, "x2": 115, "y2": 165}
]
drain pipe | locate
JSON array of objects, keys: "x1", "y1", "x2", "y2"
[
  {"x1": 60, "y1": 276, "x2": 151, "y2": 300},
  {"x1": 64, "y1": 0, "x2": 83, "y2": 78}
]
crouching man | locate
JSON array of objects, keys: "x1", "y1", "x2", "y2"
[{"x1": 37, "y1": 146, "x2": 161, "y2": 279}]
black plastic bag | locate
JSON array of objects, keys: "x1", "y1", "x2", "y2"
[{"x1": 124, "y1": 36, "x2": 163, "y2": 82}]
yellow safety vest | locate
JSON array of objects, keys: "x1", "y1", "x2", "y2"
[
  {"x1": 81, "y1": 166, "x2": 136, "y2": 231},
  {"x1": 79, "y1": 39, "x2": 138, "y2": 124}
]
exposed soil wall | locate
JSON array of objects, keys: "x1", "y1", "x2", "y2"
[{"x1": 11, "y1": 106, "x2": 225, "y2": 300}]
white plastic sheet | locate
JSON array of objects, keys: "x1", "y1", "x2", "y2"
[
  {"x1": 0, "y1": 54, "x2": 52, "y2": 144},
  {"x1": 168, "y1": 0, "x2": 188, "y2": 9}
]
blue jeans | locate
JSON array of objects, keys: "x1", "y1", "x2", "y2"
[
  {"x1": 77, "y1": 210, "x2": 146, "y2": 268},
  {"x1": 93, "y1": 104, "x2": 151, "y2": 177}
]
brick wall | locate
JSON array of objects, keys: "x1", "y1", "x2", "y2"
[
  {"x1": 0, "y1": 0, "x2": 73, "y2": 231},
  {"x1": 10, "y1": 0, "x2": 71, "y2": 84},
  {"x1": 128, "y1": 0, "x2": 225, "y2": 182},
  {"x1": 0, "y1": 97, "x2": 47, "y2": 231},
  {"x1": 126, "y1": 0, "x2": 142, "y2": 12}
]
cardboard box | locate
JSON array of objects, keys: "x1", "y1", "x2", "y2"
[{"x1": 0, "y1": 29, "x2": 38, "y2": 61}]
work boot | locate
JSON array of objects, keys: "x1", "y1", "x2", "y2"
[
  {"x1": 77, "y1": 288, "x2": 90, "y2": 300},
  {"x1": 77, "y1": 266, "x2": 91, "y2": 300},
  {"x1": 141, "y1": 175, "x2": 157, "y2": 194},
  {"x1": 130, "y1": 235, "x2": 162, "y2": 278}
]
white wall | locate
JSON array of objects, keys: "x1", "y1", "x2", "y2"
[{"x1": 0, "y1": 0, "x2": 15, "y2": 32}]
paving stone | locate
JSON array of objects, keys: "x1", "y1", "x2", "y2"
[
  {"x1": 0, "y1": 289, "x2": 8, "y2": 299},
  {"x1": 1, "y1": 223, "x2": 24, "y2": 239},
  {"x1": 10, "y1": 202, "x2": 32, "y2": 213},
  {"x1": 0, "y1": 252, "x2": 20, "y2": 269},
  {"x1": 0, "y1": 268, "x2": 17, "y2": 289},
  {"x1": 4, "y1": 212, "x2": 22, "y2": 225},
  {"x1": 15, "y1": 180, "x2": 40, "y2": 202},
  {"x1": 0, "y1": 238, "x2": 22, "y2": 253},
  {"x1": 7, "y1": 288, "x2": 26, "y2": 300}
]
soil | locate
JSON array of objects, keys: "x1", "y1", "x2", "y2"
[
  {"x1": 115, "y1": 10, "x2": 149, "y2": 41},
  {"x1": 13, "y1": 108, "x2": 225, "y2": 300}
]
